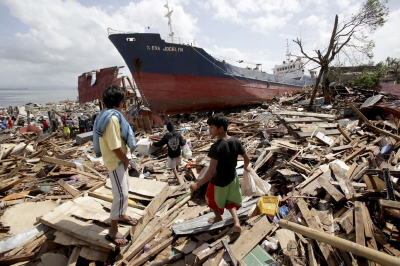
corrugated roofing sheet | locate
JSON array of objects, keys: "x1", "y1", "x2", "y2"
[
  {"x1": 171, "y1": 198, "x2": 259, "y2": 235},
  {"x1": 360, "y1": 95, "x2": 384, "y2": 108}
]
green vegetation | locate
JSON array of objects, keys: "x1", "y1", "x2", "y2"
[{"x1": 349, "y1": 65, "x2": 387, "y2": 88}]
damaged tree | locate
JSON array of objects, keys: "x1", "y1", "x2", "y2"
[{"x1": 293, "y1": 0, "x2": 389, "y2": 107}]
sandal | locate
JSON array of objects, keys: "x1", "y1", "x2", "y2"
[
  {"x1": 119, "y1": 216, "x2": 138, "y2": 226},
  {"x1": 105, "y1": 234, "x2": 129, "y2": 247}
]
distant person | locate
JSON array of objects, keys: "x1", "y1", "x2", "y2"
[
  {"x1": 42, "y1": 119, "x2": 50, "y2": 133},
  {"x1": 190, "y1": 113, "x2": 250, "y2": 234},
  {"x1": 66, "y1": 115, "x2": 74, "y2": 133},
  {"x1": 84, "y1": 116, "x2": 91, "y2": 132},
  {"x1": 7, "y1": 117, "x2": 13, "y2": 129},
  {"x1": 152, "y1": 121, "x2": 186, "y2": 185},
  {"x1": 78, "y1": 117, "x2": 85, "y2": 133},
  {"x1": 93, "y1": 85, "x2": 137, "y2": 246},
  {"x1": 62, "y1": 117, "x2": 70, "y2": 140},
  {"x1": 2, "y1": 118, "x2": 7, "y2": 128}
]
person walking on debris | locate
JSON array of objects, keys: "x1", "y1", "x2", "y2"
[
  {"x1": 93, "y1": 85, "x2": 137, "y2": 247},
  {"x1": 42, "y1": 119, "x2": 50, "y2": 133},
  {"x1": 7, "y1": 117, "x2": 13, "y2": 129},
  {"x1": 190, "y1": 113, "x2": 250, "y2": 234},
  {"x1": 84, "y1": 116, "x2": 91, "y2": 132},
  {"x1": 62, "y1": 114, "x2": 70, "y2": 140},
  {"x1": 152, "y1": 121, "x2": 186, "y2": 185},
  {"x1": 78, "y1": 116, "x2": 86, "y2": 133}
]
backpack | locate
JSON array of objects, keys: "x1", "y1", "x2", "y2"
[{"x1": 168, "y1": 135, "x2": 179, "y2": 151}]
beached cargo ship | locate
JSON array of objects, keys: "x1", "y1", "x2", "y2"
[{"x1": 108, "y1": 6, "x2": 315, "y2": 114}]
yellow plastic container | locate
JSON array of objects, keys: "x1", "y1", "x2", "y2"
[{"x1": 257, "y1": 196, "x2": 279, "y2": 215}]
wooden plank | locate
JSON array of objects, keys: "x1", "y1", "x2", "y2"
[
  {"x1": 129, "y1": 236, "x2": 174, "y2": 266},
  {"x1": 379, "y1": 199, "x2": 400, "y2": 210},
  {"x1": 366, "y1": 123, "x2": 400, "y2": 141},
  {"x1": 297, "y1": 199, "x2": 336, "y2": 266},
  {"x1": 222, "y1": 240, "x2": 238, "y2": 266},
  {"x1": 42, "y1": 156, "x2": 76, "y2": 167},
  {"x1": 80, "y1": 247, "x2": 108, "y2": 262},
  {"x1": 0, "y1": 161, "x2": 23, "y2": 181},
  {"x1": 285, "y1": 117, "x2": 331, "y2": 123},
  {"x1": 131, "y1": 182, "x2": 169, "y2": 242},
  {"x1": 115, "y1": 223, "x2": 162, "y2": 265},
  {"x1": 337, "y1": 125, "x2": 352, "y2": 142},
  {"x1": 58, "y1": 179, "x2": 80, "y2": 197},
  {"x1": 205, "y1": 249, "x2": 224, "y2": 266},
  {"x1": 316, "y1": 131, "x2": 334, "y2": 145},
  {"x1": 330, "y1": 163, "x2": 356, "y2": 200},
  {"x1": 174, "y1": 240, "x2": 197, "y2": 255},
  {"x1": 229, "y1": 216, "x2": 274, "y2": 261},
  {"x1": 40, "y1": 210, "x2": 128, "y2": 251},
  {"x1": 355, "y1": 201, "x2": 365, "y2": 247},
  {"x1": 344, "y1": 99, "x2": 370, "y2": 124},
  {"x1": 67, "y1": 246, "x2": 82, "y2": 266},
  {"x1": 297, "y1": 169, "x2": 322, "y2": 189},
  {"x1": 364, "y1": 175, "x2": 386, "y2": 190},
  {"x1": 343, "y1": 146, "x2": 366, "y2": 163},
  {"x1": 361, "y1": 203, "x2": 378, "y2": 250},
  {"x1": 0, "y1": 252, "x2": 36, "y2": 265},
  {"x1": 253, "y1": 151, "x2": 273, "y2": 172},
  {"x1": 318, "y1": 177, "x2": 345, "y2": 202},
  {"x1": 272, "y1": 110, "x2": 336, "y2": 119},
  {"x1": 346, "y1": 163, "x2": 358, "y2": 178},
  {"x1": 297, "y1": 129, "x2": 340, "y2": 138}
]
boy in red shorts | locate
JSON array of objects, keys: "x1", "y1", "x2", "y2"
[{"x1": 190, "y1": 113, "x2": 249, "y2": 233}]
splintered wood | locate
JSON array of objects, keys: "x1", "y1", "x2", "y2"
[{"x1": 2, "y1": 88, "x2": 400, "y2": 265}]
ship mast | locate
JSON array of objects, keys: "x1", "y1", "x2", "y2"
[
  {"x1": 285, "y1": 39, "x2": 290, "y2": 62},
  {"x1": 164, "y1": 2, "x2": 174, "y2": 43}
]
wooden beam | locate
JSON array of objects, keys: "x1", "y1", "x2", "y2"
[
  {"x1": 354, "y1": 201, "x2": 365, "y2": 247},
  {"x1": 330, "y1": 163, "x2": 356, "y2": 200},
  {"x1": 343, "y1": 146, "x2": 366, "y2": 163},
  {"x1": 272, "y1": 111, "x2": 336, "y2": 119},
  {"x1": 67, "y1": 246, "x2": 82, "y2": 266},
  {"x1": 337, "y1": 125, "x2": 352, "y2": 142},
  {"x1": 222, "y1": 240, "x2": 238, "y2": 266},
  {"x1": 229, "y1": 216, "x2": 274, "y2": 261},
  {"x1": 58, "y1": 179, "x2": 80, "y2": 197},
  {"x1": 279, "y1": 220, "x2": 400, "y2": 266},
  {"x1": 0, "y1": 161, "x2": 23, "y2": 181},
  {"x1": 0, "y1": 252, "x2": 36, "y2": 265},
  {"x1": 297, "y1": 199, "x2": 336, "y2": 266},
  {"x1": 318, "y1": 177, "x2": 345, "y2": 202},
  {"x1": 365, "y1": 123, "x2": 400, "y2": 141},
  {"x1": 344, "y1": 99, "x2": 370, "y2": 124},
  {"x1": 42, "y1": 156, "x2": 76, "y2": 168},
  {"x1": 129, "y1": 236, "x2": 174, "y2": 266},
  {"x1": 379, "y1": 199, "x2": 400, "y2": 210}
]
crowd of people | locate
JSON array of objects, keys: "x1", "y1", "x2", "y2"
[{"x1": 1, "y1": 116, "x2": 15, "y2": 130}]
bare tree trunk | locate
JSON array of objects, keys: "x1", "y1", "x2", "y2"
[
  {"x1": 323, "y1": 71, "x2": 332, "y2": 103},
  {"x1": 308, "y1": 67, "x2": 324, "y2": 109}
]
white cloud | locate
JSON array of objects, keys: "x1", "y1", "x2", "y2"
[
  {"x1": 372, "y1": 8, "x2": 400, "y2": 62},
  {"x1": 0, "y1": 0, "x2": 197, "y2": 86},
  {"x1": 208, "y1": 0, "x2": 243, "y2": 24},
  {"x1": 251, "y1": 14, "x2": 293, "y2": 34}
]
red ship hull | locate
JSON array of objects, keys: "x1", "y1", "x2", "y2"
[{"x1": 134, "y1": 72, "x2": 301, "y2": 114}]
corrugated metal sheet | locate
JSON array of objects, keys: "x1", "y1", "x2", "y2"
[
  {"x1": 360, "y1": 95, "x2": 384, "y2": 108},
  {"x1": 171, "y1": 198, "x2": 259, "y2": 235}
]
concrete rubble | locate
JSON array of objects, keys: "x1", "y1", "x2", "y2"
[{"x1": 0, "y1": 87, "x2": 400, "y2": 265}]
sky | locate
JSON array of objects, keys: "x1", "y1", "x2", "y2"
[{"x1": 0, "y1": 0, "x2": 399, "y2": 88}]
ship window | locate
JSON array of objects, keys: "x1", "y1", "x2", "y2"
[{"x1": 126, "y1": 38, "x2": 136, "y2": 42}]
